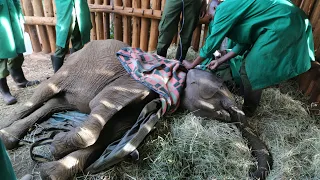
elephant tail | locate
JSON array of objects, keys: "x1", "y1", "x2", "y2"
[{"x1": 228, "y1": 106, "x2": 273, "y2": 180}]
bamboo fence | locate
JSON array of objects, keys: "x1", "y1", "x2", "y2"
[{"x1": 19, "y1": 0, "x2": 320, "y2": 103}]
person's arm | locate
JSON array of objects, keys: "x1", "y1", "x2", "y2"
[
  {"x1": 208, "y1": 51, "x2": 237, "y2": 70},
  {"x1": 231, "y1": 43, "x2": 250, "y2": 56}
]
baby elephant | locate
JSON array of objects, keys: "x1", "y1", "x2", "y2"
[{"x1": 0, "y1": 39, "x2": 272, "y2": 179}]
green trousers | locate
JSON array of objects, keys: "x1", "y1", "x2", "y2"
[
  {"x1": 0, "y1": 140, "x2": 17, "y2": 180},
  {"x1": 54, "y1": 19, "x2": 83, "y2": 59},
  {"x1": 157, "y1": 0, "x2": 202, "y2": 61},
  {"x1": 0, "y1": 54, "x2": 24, "y2": 79}
]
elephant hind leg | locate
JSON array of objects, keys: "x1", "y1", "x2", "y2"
[
  {"x1": 39, "y1": 98, "x2": 149, "y2": 179},
  {"x1": 50, "y1": 75, "x2": 156, "y2": 159},
  {"x1": 1, "y1": 81, "x2": 62, "y2": 129},
  {"x1": 0, "y1": 96, "x2": 75, "y2": 150}
]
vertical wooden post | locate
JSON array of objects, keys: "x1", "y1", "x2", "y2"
[
  {"x1": 191, "y1": 25, "x2": 201, "y2": 51},
  {"x1": 314, "y1": 22, "x2": 320, "y2": 58},
  {"x1": 89, "y1": 0, "x2": 97, "y2": 40},
  {"x1": 114, "y1": 0, "x2": 123, "y2": 41},
  {"x1": 95, "y1": 0, "x2": 104, "y2": 40},
  {"x1": 292, "y1": 0, "x2": 303, "y2": 6},
  {"x1": 310, "y1": 0, "x2": 320, "y2": 26},
  {"x1": 201, "y1": 24, "x2": 209, "y2": 47},
  {"x1": 132, "y1": 0, "x2": 141, "y2": 48},
  {"x1": 148, "y1": 0, "x2": 161, "y2": 51},
  {"x1": 300, "y1": 0, "x2": 316, "y2": 16},
  {"x1": 123, "y1": 0, "x2": 132, "y2": 45},
  {"x1": 161, "y1": 0, "x2": 166, "y2": 10},
  {"x1": 171, "y1": 26, "x2": 180, "y2": 45},
  {"x1": 32, "y1": 0, "x2": 51, "y2": 53},
  {"x1": 139, "y1": 0, "x2": 150, "y2": 51},
  {"x1": 22, "y1": 0, "x2": 41, "y2": 52},
  {"x1": 44, "y1": 0, "x2": 56, "y2": 53},
  {"x1": 103, "y1": 0, "x2": 110, "y2": 39}
]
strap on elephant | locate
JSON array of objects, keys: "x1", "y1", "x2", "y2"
[
  {"x1": 28, "y1": 111, "x2": 88, "y2": 163},
  {"x1": 30, "y1": 128, "x2": 70, "y2": 163},
  {"x1": 85, "y1": 98, "x2": 162, "y2": 174}
]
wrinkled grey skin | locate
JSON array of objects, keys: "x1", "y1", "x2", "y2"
[{"x1": 0, "y1": 39, "x2": 271, "y2": 180}]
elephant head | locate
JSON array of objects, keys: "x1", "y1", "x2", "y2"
[
  {"x1": 180, "y1": 69, "x2": 272, "y2": 180},
  {"x1": 181, "y1": 69, "x2": 235, "y2": 122}
]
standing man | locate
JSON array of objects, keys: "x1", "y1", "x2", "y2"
[
  {"x1": 183, "y1": 0, "x2": 315, "y2": 117},
  {"x1": 51, "y1": 0, "x2": 92, "y2": 73},
  {"x1": 157, "y1": 0, "x2": 207, "y2": 62},
  {"x1": 0, "y1": 0, "x2": 40, "y2": 105}
]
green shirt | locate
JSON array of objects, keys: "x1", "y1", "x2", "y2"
[
  {"x1": 55, "y1": 0, "x2": 92, "y2": 48},
  {"x1": 0, "y1": 0, "x2": 26, "y2": 59},
  {"x1": 200, "y1": 0, "x2": 315, "y2": 90}
]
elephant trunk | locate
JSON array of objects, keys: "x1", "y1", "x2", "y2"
[{"x1": 228, "y1": 106, "x2": 273, "y2": 180}]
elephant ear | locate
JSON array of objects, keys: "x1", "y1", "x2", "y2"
[{"x1": 198, "y1": 76, "x2": 223, "y2": 100}]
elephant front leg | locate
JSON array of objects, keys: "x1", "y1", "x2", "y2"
[
  {"x1": 226, "y1": 105, "x2": 272, "y2": 180},
  {"x1": 0, "y1": 97, "x2": 74, "y2": 150},
  {"x1": 50, "y1": 76, "x2": 152, "y2": 159},
  {"x1": 40, "y1": 97, "x2": 145, "y2": 179},
  {"x1": 0, "y1": 81, "x2": 61, "y2": 129}
]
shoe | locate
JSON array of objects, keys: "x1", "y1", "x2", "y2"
[
  {"x1": 9, "y1": 67, "x2": 40, "y2": 88},
  {"x1": 51, "y1": 55, "x2": 64, "y2": 73},
  {"x1": 0, "y1": 78, "x2": 17, "y2": 105}
]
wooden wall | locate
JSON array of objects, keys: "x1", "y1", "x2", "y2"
[{"x1": 20, "y1": 0, "x2": 320, "y2": 103}]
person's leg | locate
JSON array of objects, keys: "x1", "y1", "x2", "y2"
[
  {"x1": 7, "y1": 54, "x2": 40, "y2": 88},
  {"x1": 240, "y1": 61, "x2": 262, "y2": 117},
  {"x1": 51, "y1": 10, "x2": 76, "y2": 73},
  {"x1": 176, "y1": 0, "x2": 202, "y2": 61},
  {"x1": 70, "y1": 19, "x2": 83, "y2": 53},
  {"x1": 0, "y1": 59, "x2": 16, "y2": 105},
  {"x1": 157, "y1": 0, "x2": 182, "y2": 58},
  {"x1": 0, "y1": 139, "x2": 17, "y2": 179}
]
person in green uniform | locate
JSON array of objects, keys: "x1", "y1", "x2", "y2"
[
  {"x1": 183, "y1": 0, "x2": 315, "y2": 117},
  {"x1": 0, "y1": 0, "x2": 40, "y2": 105},
  {"x1": 51, "y1": 0, "x2": 92, "y2": 73},
  {"x1": 0, "y1": 139, "x2": 33, "y2": 180},
  {"x1": 157, "y1": 0, "x2": 207, "y2": 62}
]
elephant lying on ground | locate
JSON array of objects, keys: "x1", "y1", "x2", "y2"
[{"x1": 0, "y1": 40, "x2": 272, "y2": 179}]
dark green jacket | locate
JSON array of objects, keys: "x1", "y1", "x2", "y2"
[{"x1": 0, "y1": 0, "x2": 26, "y2": 59}]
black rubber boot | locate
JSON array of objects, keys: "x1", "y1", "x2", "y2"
[
  {"x1": 9, "y1": 67, "x2": 40, "y2": 88},
  {"x1": 242, "y1": 89, "x2": 263, "y2": 117},
  {"x1": 0, "y1": 78, "x2": 17, "y2": 105},
  {"x1": 69, "y1": 48, "x2": 77, "y2": 54},
  {"x1": 51, "y1": 55, "x2": 64, "y2": 73}
]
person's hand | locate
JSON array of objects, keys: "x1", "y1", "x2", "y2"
[
  {"x1": 207, "y1": 58, "x2": 222, "y2": 70},
  {"x1": 182, "y1": 60, "x2": 194, "y2": 70}
]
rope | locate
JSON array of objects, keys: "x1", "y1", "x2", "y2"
[{"x1": 178, "y1": 0, "x2": 185, "y2": 62}]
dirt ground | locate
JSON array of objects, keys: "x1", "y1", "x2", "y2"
[{"x1": 0, "y1": 53, "x2": 53, "y2": 179}]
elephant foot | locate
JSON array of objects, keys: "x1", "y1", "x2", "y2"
[
  {"x1": 0, "y1": 129, "x2": 20, "y2": 150},
  {"x1": 39, "y1": 161, "x2": 74, "y2": 180},
  {"x1": 50, "y1": 131, "x2": 85, "y2": 160}
]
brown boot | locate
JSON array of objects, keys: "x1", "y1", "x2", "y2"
[
  {"x1": 9, "y1": 67, "x2": 40, "y2": 88},
  {"x1": 0, "y1": 78, "x2": 17, "y2": 105}
]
